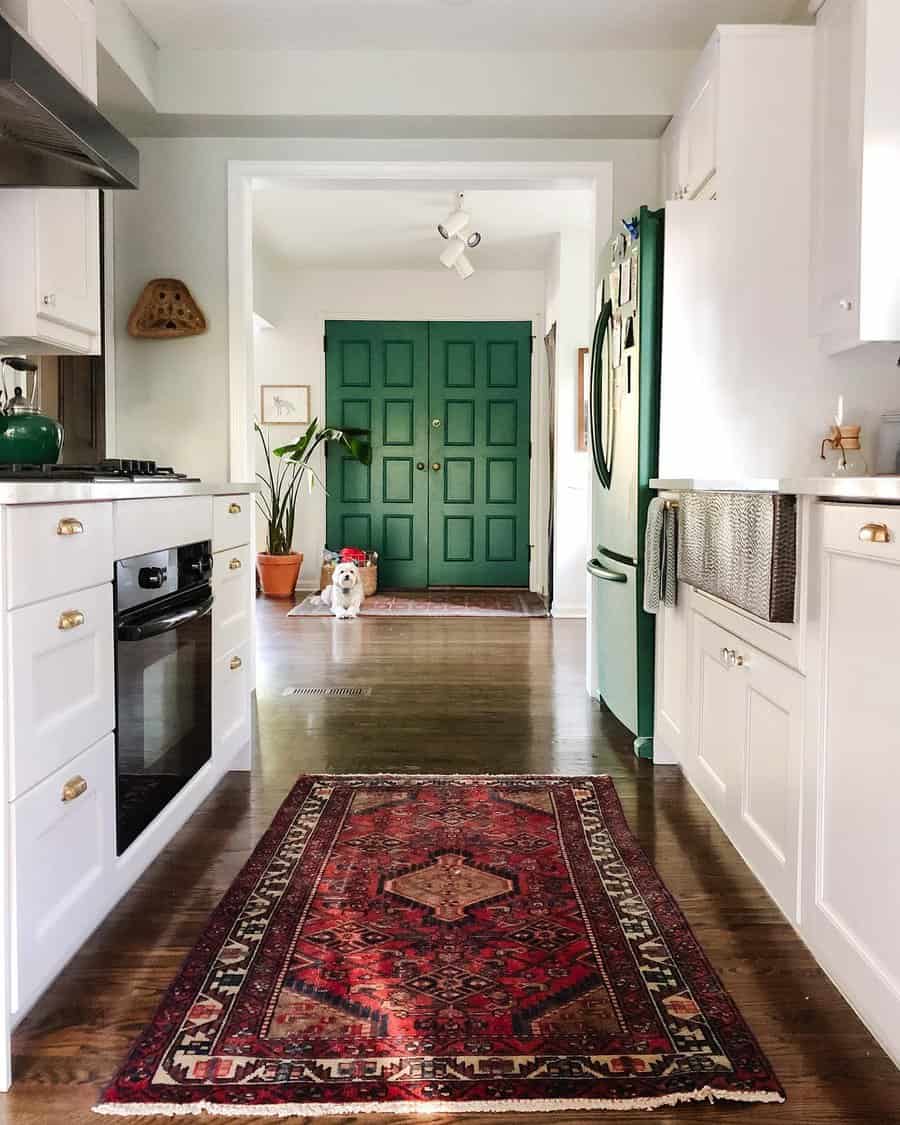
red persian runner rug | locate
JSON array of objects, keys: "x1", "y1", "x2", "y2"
[{"x1": 96, "y1": 776, "x2": 784, "y2": 1116}]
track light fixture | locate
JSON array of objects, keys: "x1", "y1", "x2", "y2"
[{"x1": 437, "y1": 191, "x2": 482, "y2": 278}]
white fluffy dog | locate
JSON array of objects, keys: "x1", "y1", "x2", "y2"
[{"x1": 320, "y1": 561, "x2": 365, "y2": 619}]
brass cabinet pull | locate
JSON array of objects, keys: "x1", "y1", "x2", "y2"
[
  {"x1": 61, "y1": 775, "x2": 88, "y2": 803},
  {"x1": 229, "y1": 557, "x2": 242, "y2": 570},
  {"x1": 859, "y1": 522, "x2": 890, "y2": 544},
  {"x1": 228, "y1": 502, "x2": 242, "y2": 514},
  {"x1": 431, "y1": 462, "x2": 441, "y2": 471},
  {"x1": 56, "y1": 517, "x2": 84, "y2": 536},
  {"x1": 230, "y1": 655, "x2": 243, "y2": 670},
  {"x1": 58, "y1": 609, "x2": 85, "y2": 631}
]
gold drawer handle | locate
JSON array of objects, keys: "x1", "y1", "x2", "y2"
[
  {"x1": 228, "y1": 502, "x2": 242, "y2": 514},
  {"x1": 229, "y1": 557, "x2": 242, "y2": 570},
  {"x1": 61, "y1": 775, "x2": 88, "y2": 803},
  {"x1": 859, "y1": 522, "x2": 890, "y2": 544},
  {"x1": 58, "y1": 609, "x2": 85, "y2": 631},
  {"x1": 230, "y1": 655, "x2": 243, "y2": 671},
  {"x1": 56, "y1": 517, "x2": 84, "y2": 536}
]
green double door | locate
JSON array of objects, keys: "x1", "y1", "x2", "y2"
[{"x1": 325, "y1": 320, "x2": 531, "y2": 588}]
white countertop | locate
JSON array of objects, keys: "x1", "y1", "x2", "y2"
[
  {"x1": 651, "y1": 477, "x2": 900, "y2": 502},
  {"x1": 0, "y1": 481, "x2": 256, "y2": 505}
]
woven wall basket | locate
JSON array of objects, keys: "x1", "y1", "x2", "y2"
[{"x1": 127, "y1": 278, "x2": 207, "y2": 339}]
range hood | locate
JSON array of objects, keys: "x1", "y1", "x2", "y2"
[{"x1": 0, "y1": 13, "x2": 138, "y2": 189}]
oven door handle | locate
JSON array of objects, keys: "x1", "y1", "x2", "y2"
[{"x1": 117, "y1": 593, "x2": 214, "y2": 641}]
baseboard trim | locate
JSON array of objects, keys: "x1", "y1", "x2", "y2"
[{"x1": 550, "y1": 605, "x2": 586, "y2": 619}]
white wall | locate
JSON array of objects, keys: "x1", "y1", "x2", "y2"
[
  {"x1": 112, "y1": 136, "x2": 658, "y2": 484},
  {"x1": 251, "y1": 264, "x2": 546, "y2": 587}
]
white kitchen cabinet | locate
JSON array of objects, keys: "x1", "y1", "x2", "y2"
[
  {"x1": 213, "y1": 494, "x2": 252, "y2": 552},
  {"x1": 11, "y1": 732, "x2": 114, "y2": 1015},
  {"x1": 803, "y1": 502, "x2": 900, "y2": 1062},
  {"x1": 661, "y1": 36, "x2": 717, "y2": 201},
  {"x1": 652, "y1": 582, "x2": 688, "y2": 765},
  {"x1": 0, "y1": 0, "x2": 100, "y2": 354},
  {"x1": 0, "y1": 189, "x2": 101, "y2": 354},
  {"x1": 687, "y1": 610, "x2": 803, "y2": 922},
  {"x1": 213, "y1": 544, "x2": 252, "y2": 661},
  {"x1": 810, "y1": 0, "x2": 900, "y2": 353},
  {"x1": 0, "y1": 0, "x2": 97, "y2": 102},
  {"x1": 7, "y1": 582, "x2": 114, "y2": 798},
  {"x1": 214, "y1": 640, "x2": 251, "y2": 765}
]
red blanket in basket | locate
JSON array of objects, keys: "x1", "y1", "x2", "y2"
[{"x1": 340, "y1": 547, "x2": 367, "y2": 566}]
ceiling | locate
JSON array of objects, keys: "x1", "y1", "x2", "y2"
[
  {"x1": 252, "y1": 186, "x2": 594, "y2": 271},
  {"x1": 128, "y1": 0, "x2": 801, "y2": 52}
]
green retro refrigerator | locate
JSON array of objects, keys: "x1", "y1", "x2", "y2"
[{"x1": 587, "y1": 206, "x2": 665, "y2": 759}]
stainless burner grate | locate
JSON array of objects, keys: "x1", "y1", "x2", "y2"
[{"x1": 282, "y1": 686, "x2": 372, "y2": 698}]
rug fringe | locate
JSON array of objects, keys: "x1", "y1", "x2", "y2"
[{"x1": 93, "y1": 1089, "x2": 785, "y2": 1117}]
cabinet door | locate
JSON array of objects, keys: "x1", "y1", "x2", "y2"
[
  {"x1": 213, "y1": 545, "x2": 252, "y2": 661},
  {"x1": 810, "y1": 0, "x2": 864, "y2": 348},
  {"x1": 214, "y1": 641, "x2": 251, "y2": 765},
  {"x1": 12, "y1": 733, "x2": 114, "y2": 1015},
  {"x1": 685, "y1": 72, "x2": 717, "y2": 199},
  {"x1": 805, "y1": 520, "x2": 900, "y2": 1060},
  {"x1": 26, "y1": 0, "x2": 97, "y2": 101},
  {"x1": 732, "y1": 643, "x2": 803, "y2": 921},
  {"x1": 688, "y1": 614, "x2": 740, "y2": 821},
  {"x1": 35, "y1": 190, "x2": 100, "y2": 340}
]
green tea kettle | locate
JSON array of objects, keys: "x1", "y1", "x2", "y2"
[{"x1": 0, "y1": 357, "x2": 63, "y2": 465}]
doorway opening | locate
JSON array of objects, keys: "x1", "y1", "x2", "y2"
[{"x1": 229, "y1": 161, "x2": 608, "y2": 613}]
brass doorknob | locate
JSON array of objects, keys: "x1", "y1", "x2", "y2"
[
  {"x1": 416, "y1": 462, "x2": 425, "y2": 470},
  {"x1": 431, "y1": 462, "x2": 441, "y2": 471}
]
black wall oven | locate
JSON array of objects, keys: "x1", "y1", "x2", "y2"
[{"x1": 114, "y1": 540, "x2": 213, "y2": 855}]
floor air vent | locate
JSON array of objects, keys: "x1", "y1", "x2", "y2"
[{"x1": 282, "y1": 687, "x2": 372, "y2": 698}]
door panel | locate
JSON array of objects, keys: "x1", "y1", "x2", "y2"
[
  {"x1": 325, "y1": 322, "x2": 429, "y2": 588},
  {"x1": 326, "y1": 320, "x2": 531, "y2": 588},
  {"x1": 428, "y1": 322, "x2": 531, "y2": 586}
]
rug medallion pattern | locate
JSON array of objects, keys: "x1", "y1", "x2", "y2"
[{"x1": 97, "y1": 776, "x2": 784, "y2": 1115}]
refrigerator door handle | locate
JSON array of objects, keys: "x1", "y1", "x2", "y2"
[
  {"x1": 589, "y1": 298, "x2": 614, "y2": 490},
  {"x1": 587, "y1": 558, "x2": 628, "y2": 582}
]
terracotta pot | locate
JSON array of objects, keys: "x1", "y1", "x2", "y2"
[{"x1": 256, "y1": 551, "x2": 303, "y2": 597}]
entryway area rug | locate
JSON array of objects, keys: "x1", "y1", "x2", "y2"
[
  {"x1": 96, "y1": 775, "x2": 784, "y2": 1117},
  {"x1": 288, "y1": 588, "x2": 548, "y2": 617}
]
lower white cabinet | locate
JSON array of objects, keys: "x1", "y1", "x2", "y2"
[
  {"x1": 212, "y1": 544, "x2": 252, "y2": 661},
  {"x1": 11, "y1": 733, "x2": 115, "y2": 1015},
  {"x1": 687, "y1": 611, "x2": 803, "y2": 921},
  {"x1": 7, "y1": 582, "x2": 115, "y2": 799},
  {"x1": 214, "y1": 640, "x2": 251, "y2": 763},
  {"x1": 803, "y1": 503, "x2": 900, "y2": 1062}
]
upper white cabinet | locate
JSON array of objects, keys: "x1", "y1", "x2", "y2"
[
  {"x1": 810, "y1": 0, "x2": 900, "y2": 353},
  {"x1": 661, "y1": 37, "x2": 718, "y2": 202},
  {"x1": 0, "y1": 0, "x2": 100, "y2": 355}
]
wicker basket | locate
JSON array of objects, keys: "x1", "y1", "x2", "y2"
[{"x1": 320, "y1": 561, "x2": 378, "y2": 597}]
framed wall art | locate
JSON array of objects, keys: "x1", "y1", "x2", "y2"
[{"x1": 260, "y1": 384, "x2": 311, "y2": 426}]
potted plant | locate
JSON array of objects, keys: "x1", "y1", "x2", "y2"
[{"x1": 255, "y1": 419, "x2": 371, "y2": 597}]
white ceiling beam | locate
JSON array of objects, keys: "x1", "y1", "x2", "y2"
[{"x1": 95, "y1": 0, "x2": 160, "y2": 109}]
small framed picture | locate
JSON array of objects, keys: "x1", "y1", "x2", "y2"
[
  {"x1": 577, "y1": 347, "x2": 590, "y2": 451},
  {"x1": 260, "y1": 384, "x2": 310, "y2": 426}
]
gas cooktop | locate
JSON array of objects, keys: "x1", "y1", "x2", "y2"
[{"x1": 0, "y1": 459, "x2": 200, "y2": 482}]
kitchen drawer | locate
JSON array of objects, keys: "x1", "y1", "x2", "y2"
[
  {"x1": 11, "y1": 732, "x2": 114, "y2": 1015},
  {"x1": 821, "y1": 502, "x2": 900, "y2": 563},
  {"x1": 213, "y1": 544, "x2": 252, "y2": 660},
  {"x1": 213, "y1": 494, "x2": 251, "y2": 552},
  {"x1": 8, "y1": 582, "x2": 115, "y2": 799},
  {"x1": 214, "y1": 640, "x2": 250, "y2": 764},
  {"x1": 5, "y1": 501, "x2": 113, "y2": 609},
  {"x1": 114, "y1": 496, "x2": 212, "y2": 560}
]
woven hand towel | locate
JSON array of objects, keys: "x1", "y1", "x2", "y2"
[{"x1": 643, "y1": 498, "x2": 677, "y2": 614}]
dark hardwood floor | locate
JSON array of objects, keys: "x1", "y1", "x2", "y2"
[{"x1": 4, "y1": 598, "x2": 900, "y2": 1123}]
